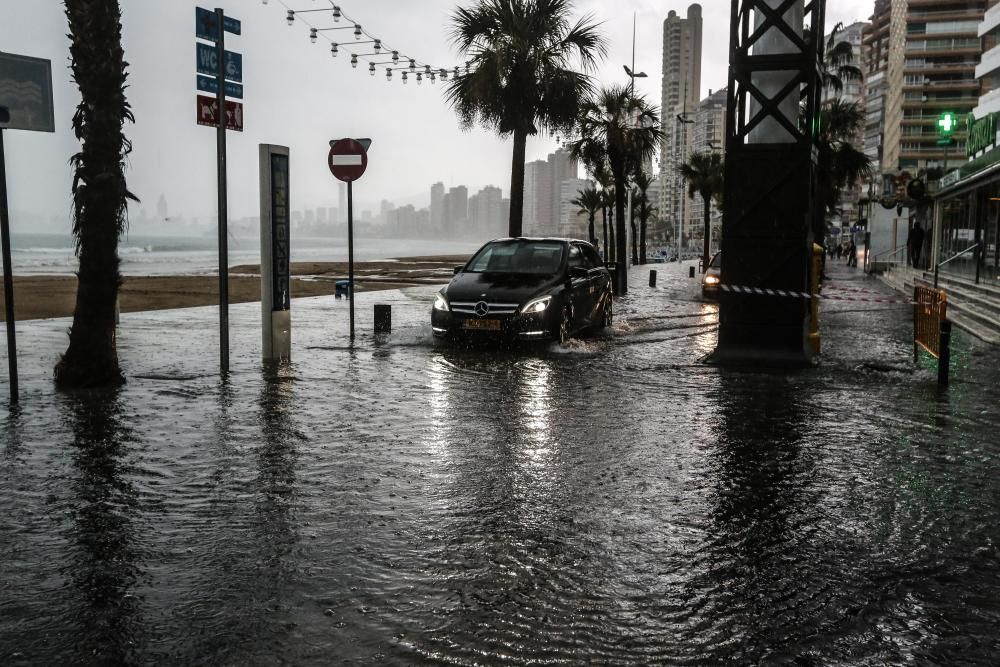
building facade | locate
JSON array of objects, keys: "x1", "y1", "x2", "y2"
[
  {"x1": 658, "y1": 4, "x2": 703, "y2": 250},
  {"x1": 682, "y1": 87, "x2": 727, "y2": 254}
]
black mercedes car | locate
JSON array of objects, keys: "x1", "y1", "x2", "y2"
[{"x1": 431, "y1": 238, "x2": 613, "y2": 343}]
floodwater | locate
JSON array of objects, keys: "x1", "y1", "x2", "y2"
[{"x1": 2, "y1": 262, "x2": 999, "y2": 665}]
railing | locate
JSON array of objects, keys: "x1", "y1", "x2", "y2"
[
  {"x1": 869, "y1": 245, "x2": 908, "y2": 274},
  {"x1": 934, "y1": 243, "x2": 980, "y2": 287}
]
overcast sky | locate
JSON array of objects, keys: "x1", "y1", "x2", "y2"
[{"x1": 0, "y1": 0, "x2": 874, "y2": 228}]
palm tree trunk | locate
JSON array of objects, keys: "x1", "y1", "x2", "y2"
[
  {"x1": 702, "y1": 196, "x2": 711, "y2": 273},
  {"x1": 601, "y1": 206, "x2": 608, "y2": 261},
  {"x1": 508, "y1": 128, "x2": 527, "y2": 237},
  {"x1": 639, "y1": 214, "x2": 648, "y2": 265},
  {"x1": 630, "y1": 204, "x2": 638, "y2": 265},
  {"x1": 608, "y1": 207, "x2": 615, "y2": 263},
  {"x1": 615, "y1": 176, "x2": 628, "y2": 293},
  {"x1": 56, "y1": 0, "x2": 134, "y2": 388},
  {"x1": 588, "y1": 213, "x2": 596, "y2": 246}
]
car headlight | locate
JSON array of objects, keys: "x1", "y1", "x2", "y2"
[
  {"x1": 704, "y1": 275, "x2": 720, "y2": 286},
  {"x1": 433, "y1": 293, "x2": 450, "y2": 311},
  {"x1": 521, "y1": 295, "x2": 552, "y2": 314}
]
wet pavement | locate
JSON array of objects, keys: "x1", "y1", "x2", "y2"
[{"x1": 2, "y1": 260, "x2": 999, "y2": 665}]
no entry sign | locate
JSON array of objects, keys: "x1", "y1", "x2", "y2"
[{"x1": 328, "y1": 138, "x2": 368, "y2": 182}]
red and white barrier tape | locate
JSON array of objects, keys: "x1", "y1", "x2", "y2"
[{"x1": 719, "y1": 284, "x2": 914, "y2": 305}]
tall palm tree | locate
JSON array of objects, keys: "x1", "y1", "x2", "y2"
[
  {"x1": 55, "y1": 0, "x2": 137, "y2": 388},
  {"x1": 821, "y1": 23, "x2": 863, "y2": 96},
  {"x1": 815, "y1": 99, "x2": 872, "y2": 242},
  {"x1": 678, "y1": 151, "x2": 724, "y2": 273},
  {"x1": 633, "y1": 170, "x2": 655, "y2": 264},
  {"x1": 570, "y1": 86, "x2": 662, "y2": 293},
  {"x1": 571, "y1": 186, "x2": 601, "y2": 246},
  {"x1": 601, "y1": 185, "x2": 615, "y2": 262},
  {"x1": 445, "y1": 0, "x2": 605, "y2": 237}
]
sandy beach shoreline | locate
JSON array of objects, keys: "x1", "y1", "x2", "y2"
[{"x1": 0, "y1": 255, "x2": 470, "y2": 321}]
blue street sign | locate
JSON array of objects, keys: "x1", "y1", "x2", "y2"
[
  {"x1": 195, "y1": 7, "x2": 241, "y2": 41},
  {"x1": 196, "y1": 43, "x2": 242, "y2": 83},
  {"x1": 197, "y1": 75, "x2": 244, "y2": 99}
]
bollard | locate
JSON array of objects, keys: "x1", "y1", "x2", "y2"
[
  {"x1": 689, "y1": 265, "x2": 696, "y2": 279},
  {"x1": 649, "y1": 269, "x2": 657, "y2": 287},
  {"x1": 335, "y1": 279, "x2": 350, "y2": 299},
  {"x1": 938, "y1": 319, "x2": 951, "y2": 386},
  {"x1": 374, "y1": 303, "x2": 391, "y2": 334}
]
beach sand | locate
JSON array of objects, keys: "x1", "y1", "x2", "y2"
[{"x1": 0, "y1": 255, "x2": 469, "y2": 321}]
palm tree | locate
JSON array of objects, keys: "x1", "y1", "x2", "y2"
[
  {"x1": 569, "y1": 86, "x2": 662, "y2": 293},
  {"x1": 571, "y1": 186, "x2": 601, "y2": 246},
  {"x1": 821, "y1": 23, "x2": 863, "y2": 96},
  {"x1": 445, "y1": 0, "x2": 605, "y2": 237},
  {"x1": 633, "y1": 170, "x2": 655, "y2": 264},
  {"x1": 601, "y1": 185, "x2": 615, "y2": 262},
  {"x1": 678, "y1": 151, "x2": 724, "y2": 273},
  {"x1": 815, "y1": 99, "x2": 872, "y2": 243},
  {"x1": 55, "y1": 0, "x2": 137, "y2": 388}
]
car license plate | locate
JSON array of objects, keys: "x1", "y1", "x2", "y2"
[{"x1": 465, "y1": 319, "x2": 501, "y2": 331}]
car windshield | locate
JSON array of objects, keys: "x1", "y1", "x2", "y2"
[
  {"x1": 465, "y1": 241, "x2": 565, "y2": 274},
  {"x1": 710, "y1": 253, "x2": 722, "y2": 269}
]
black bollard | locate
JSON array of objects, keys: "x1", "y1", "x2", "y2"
[
  {"x1": 689, "y1": 265, "x2": 696, "y2": 279},
  {"x1": 938, "y1": 319, "x2": 951, "y2": 386},
  {"x1": 374, "y1": 304, "x2": 391, "y2": 333},
  {"x1": 649, "y1": 270, "x2": 657, "y2": 287}
]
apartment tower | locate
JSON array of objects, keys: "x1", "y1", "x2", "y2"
[
  {"x1": 659, "y1": 4, "x2": 703, "y2": 249},
  {"x1": 882, "y1": 0, "x2": 987, "y2": 174}
]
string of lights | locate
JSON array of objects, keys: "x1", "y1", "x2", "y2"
[{"x1": 264, "y1": 0, "x2": 472, "y2": 85}]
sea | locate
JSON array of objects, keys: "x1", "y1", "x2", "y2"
[{"x1": 7, "y1": 232, "x2": 483, "y2": 276}]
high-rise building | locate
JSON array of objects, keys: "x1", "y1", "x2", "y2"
[
  {"x1": 447, "y1": 186, "x2": 468, "y2": 233},
  {"x1": 823, "y1": 21, "x2": 867, "y2": 227},
  {"x1": 430, "y1": 182, "x2": 445, "y2": 231},
  {"x1": 559, "y1": 179, "x2": 593, "y2": 237},
  {"x1": 973, "y1": 0, "x2": 1000, "y2": 118},
  {"x1": 523, "y1": 148, "x2": 578, "y2": 236},
  {"x1": 683, "y1": 87, "x2": 727, "y2": 253},
  {"x1": 862, "y1": 1, "x2": 891, "y2": 192},
  {"x1": 881, "y1": 0, "x2": 986, "y2": 174},
  {"x1": 523, "y1": 159, "x2": 552, "y2": 235},
  {"x1": 658, "y1": 4, "x2": 703, "y2": 250}
]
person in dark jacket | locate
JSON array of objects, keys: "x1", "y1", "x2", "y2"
[{"x1": 907, "y1": 222, "x2": 925, "y2": 268}]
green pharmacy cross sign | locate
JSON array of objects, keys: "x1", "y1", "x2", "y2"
[{"x1": 938, "y1": 112, "x2": 957, "y2": 136}]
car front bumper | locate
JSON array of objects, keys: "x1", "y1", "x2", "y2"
[{"x1": 431, "y1": 308, "x2": 559, "y2": 341}]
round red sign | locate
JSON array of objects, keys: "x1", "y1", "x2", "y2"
[{"x1": 328, "y1": 138, "x2": 368, "y2": 183}]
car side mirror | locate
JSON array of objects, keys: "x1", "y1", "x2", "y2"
[
  {"x1": 453, "y1": 265, "x2": 463, "y2": 275},
  {"x1": 569, "y1": 266, "x2": 589, "y2": 280}
]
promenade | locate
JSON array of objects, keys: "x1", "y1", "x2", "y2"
[{"x1": 2, "y1": 260, "x2": 998, "y2": 665}]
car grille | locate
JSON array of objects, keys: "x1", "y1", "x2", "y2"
[{"x1": 450, "y1": 301, "x2": 520, "y2": 316}]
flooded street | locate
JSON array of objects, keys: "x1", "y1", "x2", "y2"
[{"x1": 2, "y1": 261, "x2": 999, "y2": 665}]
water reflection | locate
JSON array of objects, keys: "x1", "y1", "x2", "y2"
[
  {"x1": 61, "y1": 390, "x2": 143, "y2": 665},
  {"x1": 696, "y1": 371, "x2": 819, "y2": 663}
]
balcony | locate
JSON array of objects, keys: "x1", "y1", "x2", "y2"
[
  {"x1": 973, "y1": 86, "x2": 1000, "y2": 117},
  {"x1": 979, "y1": 1, "x2": 1000, "y2": 37},
  {"x1": 976, "y1": 43, "x2": 1000, "y2": 79}
]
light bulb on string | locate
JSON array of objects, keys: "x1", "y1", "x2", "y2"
[
  {"x1": 369, "y1": 63, "x2": 376, "y2": 76},
  {"x1": 333, "y1": 5, "x2": 341, "y2": 21},
  {"x1": 391, "y1": 51, "x2": 399, "y2": 65},
  {"x1": 353, "y1": 24, "x2": 362, "y2": 39},
  {"x1": 309, "y1": 28, "x2": 317, "y2": 43},
  {"x1": 409, "y1": 59, "x2": 416, "y2": 73},
  {"x1": 416, "y1": 72, "x2": 422, "y2": 85},
  {"x1": 331, "y1": 43, "x2": 338, "y2": 56},
  {"x1": 351, "y1": 54, "x2": 358, "y2": 68},
  {"x1": 402, "y1": 71, "x2": 408, "y2": 84},
  {"x1": 386, "y1": 68, "x2": 392, "y2": 81},
  {"x1": 374, "y1": 39, "x2": 381, "y2": 53},
  {"x1": 286, "y1": 10, "x2": 294, "y2": 25}
]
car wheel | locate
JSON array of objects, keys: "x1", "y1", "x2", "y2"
[
  {"x1": 601, "y1": 295, "x2": 614, "y2": 328},
  {"x1": 558, "y1": 306, "x2": 571, "y2": 345}
]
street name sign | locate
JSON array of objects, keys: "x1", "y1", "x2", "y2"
[
  {"x1": 196, "y1": 74, "x2": 243, "y2": 100},
  {"x1": 0, "y1": 53, "x2": 54, "y2": 132},
  {"x1": 196, "y1": 43, "x2": 242, "y2": 83},
  {"x1": 196, "y1": 95, "x2": 243, "y2": 132},
  {"x1": 196, "y1": 7, "x2": 241, "y2": 41},
  {"x1": 328, "y1": 139, "x2": 369, "y2": 182}
]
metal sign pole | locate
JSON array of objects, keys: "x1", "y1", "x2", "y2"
[
  {"x1": 0, "y1": 126, "x2": 18, "y2": 404},
  {"x1": 215, "y1": 7, "x2": 230, "y2": 375},
  {"x1": 348, "y1": 180, "x2": 355, "y2": 340}
]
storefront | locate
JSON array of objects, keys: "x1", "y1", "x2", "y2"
[{"x1": 932, "y1": 116, "x2": 1000, "y2": 285}]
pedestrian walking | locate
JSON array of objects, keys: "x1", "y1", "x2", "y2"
[
  {"x1": 907, "y1": 222, "x2": 925, "y2": 268},
  {"x1": 846, "y1": 239, "x2": 858, "y2": 267}
]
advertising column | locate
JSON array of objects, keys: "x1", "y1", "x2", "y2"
[{"x1": 259, "y1": 144, "x2": 291, "y2": 360}]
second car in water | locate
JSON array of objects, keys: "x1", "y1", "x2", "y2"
[{"x1": 431, "y1": 238, "x2": 613, "y2": 343}]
